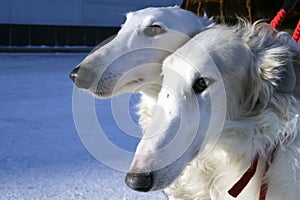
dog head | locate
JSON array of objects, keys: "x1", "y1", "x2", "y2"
[
  {"x1": 125, "y1": 20, "x2": 299, "y2": 191},
  {"x1": 70, "y1": 6, "x2": 213, "y2": 97}
]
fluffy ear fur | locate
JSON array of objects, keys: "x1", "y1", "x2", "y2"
[
  {"x1": 247, "y1": 45, "x2": 291, "y2": 113},
  {"x1": 256, "y1": 45, "x2": 291, "y2": 87},
  {"x1": 242, "y1": 21, "x2": 297, "y2": 113}
]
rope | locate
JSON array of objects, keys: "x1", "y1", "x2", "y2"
[
  {"x1": 269, "y1": 0, "x2": 299, "y2": 44},
  {"x1": 292, "y1": 20, "x2": 300, "y2": 43},
  {"x1": 270, "y1": 9, "x2": 287, "y2": 30}
]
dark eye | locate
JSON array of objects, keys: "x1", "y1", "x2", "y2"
[
  {"x1": 143, "y1": 25, "x2": 165, "y2": 37},
  {"x1": 192, "y1": 77, "x2": 208, "y2": 93}
]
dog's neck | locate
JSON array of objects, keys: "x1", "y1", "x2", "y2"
[
  {"x1": 136, "y1": 92, "x2": 159, "y2": 133},
  {"x1": 222, "y1": 108, "x2": 298, "y2": 161},
  {"x1": 164, "y1": 106, "x2": 300, "y2": 199},
  {"x1": 218, "y1": 108, "x2": 299, "y2": 198}
]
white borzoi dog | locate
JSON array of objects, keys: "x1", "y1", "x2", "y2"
[
  {"x1": 125, "y1": 21, "x2": 300, "y2": 199},
  {"x1": 70, "y1": 6, "x2": 213, "y2": 131}
]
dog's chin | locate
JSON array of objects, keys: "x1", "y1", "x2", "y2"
[
  {"x1": 150, "y1": 183, "x2": 171, "y2": 191},
  {"x1": 149, "y1": 178, "x2": 177, "y2": 192},
  {"x1": 93, "y1": 82, "x2": 123, "y2": 98},
  {"x1": 149, "y1": 170, "x2": 182, "y2": 191},
  {"x1": 83, "y1": 87, "x2": 114, "y2": 99},
  {"x1": 92, "y1": 86, "x2": 136, "y2": 98}
]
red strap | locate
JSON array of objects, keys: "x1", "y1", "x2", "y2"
[
  {"x1": 258, "y1": 163, "x2": 270, "y2": 200},
  {"x1": 292, "y1": 20, "x2": 300, "y2": 44},
  {"x1": 228, "y1": 154, "x2": 259, "y2": 198},
  {"x1": 259, "y1": 146, "x2": 277, "y2": 200},
  {"x1": 259, "y1": 180, "x2": 268, "y2": 200},
  {"x1": 227, "y1": 154, "x2": 268, "y2": 200},
  {"x1": 270, "y1": 9, "x2": 287, "y2": 30}
]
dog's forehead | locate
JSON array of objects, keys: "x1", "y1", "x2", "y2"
[
  {"x1": 125, "y1": 11, "x2": 157, "y2": 29},
  {"x1": 125, "y1": 7, "x2": 188, "y2": 29},
  {"x1": 163, "y1": 36, "x2": 220, "y2": 75}
]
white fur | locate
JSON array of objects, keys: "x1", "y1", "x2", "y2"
[
  {"x1": 128, "y1": 21, "x2": 300, "y2": 199},
  {"x1": 72, "y1": 7, "x2": 300, "y2": 199}
]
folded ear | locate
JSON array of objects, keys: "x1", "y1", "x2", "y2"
[
  {"x1": 255, "y1": 45, "x2": 300, "y2": 99},
  {"x1": 276, "y1": 60, "x2": 297, "y2": 94},
  {"x1": 292, "y1": 60, "x2": 300, "y2": 98},
  {"x1": 275, "y1": 39, "x2": 300, "y2": 98}
]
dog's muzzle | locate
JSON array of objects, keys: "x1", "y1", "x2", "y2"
[{"x1": 125, "y1": 172, "x2": 153, "y2": 192}]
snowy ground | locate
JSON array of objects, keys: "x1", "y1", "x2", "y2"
[{"x1": 0, "y1": 53, "x2": 165, "y2": 200}]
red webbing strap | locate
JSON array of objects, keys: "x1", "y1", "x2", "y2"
[
  {"x1": 258, "y1": 146, "x2": 277, "y2": 200},
  {"x1": 228, "y1": 154, "x2": 259, "y2": 198},
  {"x1": 258, "y1": 163, "x2": 269, "y2": 200}
]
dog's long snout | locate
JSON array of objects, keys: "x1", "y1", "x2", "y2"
[
  {"x1": 125, "y1": 172, "x2": 153, "y2": 192},
  {"x1": 69, "y1": 65, "x2": 96, "y2": 89}
]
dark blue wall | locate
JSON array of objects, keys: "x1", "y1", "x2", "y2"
[
  {"x1": 0, "y1": 0, "x2": 183, "y2": 49},
  {"x1": 0, "y1": 0, "x2": 182, "y2": 26}
]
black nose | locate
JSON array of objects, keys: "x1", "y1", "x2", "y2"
[
  {"x1": 70, "y1": 66, "x2": 79, "y2": 82},
  {"x1": 125, "y1": 172, "x2": 153, "y2": 192}
]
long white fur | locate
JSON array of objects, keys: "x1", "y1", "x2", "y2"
[{"x1": 130, "y1": 21, "x2": 300, "y2": 199}]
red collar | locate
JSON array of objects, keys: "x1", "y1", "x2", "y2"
[
  {"x1": 228, "y1": 149, "x2": 276, "y2": 200},
  {"x1": 228, "y1": 154, "x2": 260, "y2": 198}
]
